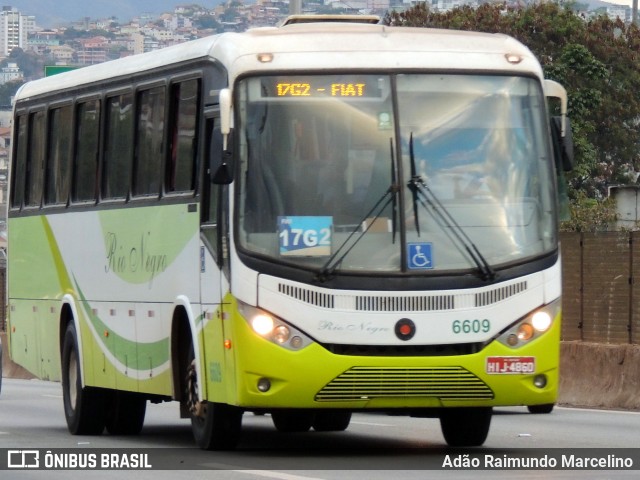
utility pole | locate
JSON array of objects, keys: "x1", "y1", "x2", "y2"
[
  {"x1": 634, "y1": 0, "x2": 638, "y2": 26},
  {"x1": 290, "y1": 0, "x2": 302, "y2": 15}
]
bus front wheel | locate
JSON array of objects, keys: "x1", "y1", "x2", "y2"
[
  {"x1": 272, "y1": 410, "x2": 314, "y2": 432},
  {"x1": 61, "y1": 322, "x2": 106, "y2": 435},
  {"x1": 186, "y1": 353, "x2": 242, "y2": 450},
  {"x1": 312, "y1": 411, "x2": 352, "y2": 432},
  {"x1": 439, "y1": 407, "x2": 492, "y2": 447},
  {"x1": 527, "y1": 403, "x2": 554, "y2": 414}
]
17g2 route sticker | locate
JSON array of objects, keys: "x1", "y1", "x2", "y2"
[{"x1": 278, "y1": 216, "x2": 332, "y2": 256}]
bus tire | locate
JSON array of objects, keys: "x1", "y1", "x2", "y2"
[
  {"x1": 312, "y1": 411, "x2": 352, "y2": 432},
  {"x1": 186, "y1": 351, "x2": 242, "y2": 450},
  {"x1": 439, "y1": 407, "x2": 492, "y2": 447},
  {"x1": 272, "y1": 410, "x2": 314, "y2": 432},
  {"x1": 61, "y1": 322, "x2": 106, "y2": 435},
  {"x1": 105, "y1": 391, "x2": 147, "y2": 435},
  {"x1": 527, "y1": 403, "x2": 554, "y2": 414}
]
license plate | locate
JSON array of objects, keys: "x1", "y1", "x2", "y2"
[{"x1": 486, "y1": 356, "x2": 535, "y2": 374}]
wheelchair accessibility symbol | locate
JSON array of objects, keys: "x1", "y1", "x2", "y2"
[{"x1": 408, "y1": 242, "x2": 433, "y2": 270}]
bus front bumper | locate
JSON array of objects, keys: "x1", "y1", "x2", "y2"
[{"x1": 218, "y1": 312, "x2": 560, "y2": 411}]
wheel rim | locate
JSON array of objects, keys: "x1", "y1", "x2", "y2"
[
  {"x1": 68, "y1": 349, "x2": 78, "y2": 411},
  {"x1": 186, "y1": 358, "x2": 205, "y2": 420}
]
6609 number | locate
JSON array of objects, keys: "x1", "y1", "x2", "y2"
[{"x1": 452, "y1": 319, "x2": 491, "y2": 334}]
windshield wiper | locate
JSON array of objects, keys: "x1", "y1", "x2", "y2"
[
  {"x1": 315, "y1": 183, "x2": 399, "y2": 283},
  {"x1": 315, "y1": 139, "x2": 399, "y2": 283},
  {"x1": 390, "y1": 137, "x2": 399, "y2": 244},
  {"x1": 407, "y1": 133, "x2": 496, "y2": 281},
  {"x1": 407, "y1": 133, "x2": 421, "y2": 236}
]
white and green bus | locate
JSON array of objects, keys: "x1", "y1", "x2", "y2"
[{"x1": 7, "y1": 19, "x2": 573, "y2": 449}]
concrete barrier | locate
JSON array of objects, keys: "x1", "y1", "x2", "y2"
[
  {"x1": 2, "y1": 332, "x2": 639, "y2": 411},
  {"x1": 559, "y1": 341, "x2": 640, "y2": 410}
]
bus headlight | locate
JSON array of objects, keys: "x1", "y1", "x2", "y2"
[
  {"x1": 273, "y1": 325, "x2": 291, "y2": 344},
  {"x1": 238, "y1": 301, "x2": 312, "y2": 351},
  {"x1": 517, "y1": 323, "x2": 534, "y2": 341},
  {"x1": 252, "y1": 314, "x2": 274, "y2": 336},
  {"x1": 496, "y1": 299, "x2": 559, "y2": 349},
  {"x1": 531, "y1": 311, "x2": 552, "y2": 332}
]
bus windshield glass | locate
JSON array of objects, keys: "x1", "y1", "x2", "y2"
[{"x1": 236, "y1": 73, "x2": 556, "y2": 274}]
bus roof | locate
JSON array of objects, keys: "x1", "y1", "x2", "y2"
[{"x1": 16, "y1": 23, "x2": 542, "y2": 101}]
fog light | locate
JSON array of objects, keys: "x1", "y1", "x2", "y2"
[
  {"x1": 507, "y1": 333, "x2": 519, "y2": 346},
  {"x1": 517, "y1": 323, "x2": 534, "y2": 341},
  {"x1": 290, "y1": 336, "x2": 303, "y2": 349},
  {"x1": 533, "y1": 374, "x2": 547, "y2": 388},
  {"x1": 257, "y1": 378, "x2": 271, "y2": 392}
]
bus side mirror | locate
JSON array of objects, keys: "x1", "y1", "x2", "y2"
[
  {"x1": 219, "y1": 88, "x2": 232, "y2": 150},
  {"x1": 212, "y1": 151, "x2": 233, "y2": 185},
  {"x1": 211, "y1": 89, "x2": 234, "y2": 185},
  {"x1": 551, "y1": 116, "x2": 574, "y2": 172},
  {"x1": 544, "y1": 79, "x2": 574, "y2": 173}
]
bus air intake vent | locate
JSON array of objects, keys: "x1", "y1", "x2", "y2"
[
  {"x1": 475, "y1": 281, "x2": 527, "y2": 307},
  {"x1": 315, "y1": 366, "x2": 494, "y2": 402},
  {"x1": 278, "y1": 283, "x2": 335, "y2": 308},
  {"x1": 355, "y1": 294, "x2": 454, "y2": 312}
]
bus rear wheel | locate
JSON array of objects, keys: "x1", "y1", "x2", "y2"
[
  {"x1": 439, "y1": 407, "x2": 492, "y2": 447},
  {"x1": 186, "y1": 353, "x2": 242, "y2": 450},
  {"x1": 61, "y1": 322, "x2": 106, "y2": 435}
]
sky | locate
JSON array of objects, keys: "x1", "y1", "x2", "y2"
[
  {"x1": 9, "y1": 0, "x2": 203, "y2": 28},
  {"x1": 603, "y1": 0, "x2": 634, "y2": 6},
  {"x1": 7, "y1": 0, "x2": 640, "y2": 28}
]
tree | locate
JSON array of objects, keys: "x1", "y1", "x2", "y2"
[
  {"x1": 0, "y1": 80, "x2": 23, "y2": 107},
  {"x1": 194, "y1": 14, "x2": 221, "y2": 31},
  {"x1": 7, "y1": 48, "x2": 46, "y2": 80},
  {"x1": 384, "y1": 3, "x2": 640, "y2": 205}
]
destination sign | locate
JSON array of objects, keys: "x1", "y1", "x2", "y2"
[
  {"x1": 257, "y1": 75, "x2": 384, "y2": 98},
  {"x1": 276, "y1": 82, "x2": 366, "y2": 97}
]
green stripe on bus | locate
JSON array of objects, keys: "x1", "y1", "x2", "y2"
[{"x1": 75, "y1": 280, "x2": 170, "y2": 370}]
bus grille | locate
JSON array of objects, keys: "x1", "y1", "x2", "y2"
[
  {"x1": 277, "y1": 281, "x2": 527, "y2": 311},
  {"x1": 475, "y1": 281, "x2": 527, "y2": 307},
  {"x1": 315, "y1": 366, "x2": 494, "y2": 402},
  {"x1": 278, "y1": 283, "x2": 335, "y2": 308},
  {"x1": 355, "y1": 294, "x2": 454, "y2": 311}
]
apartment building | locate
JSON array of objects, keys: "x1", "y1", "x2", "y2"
[{"x1": 0, "y1": 6, "x2": 36, "y2": 56}]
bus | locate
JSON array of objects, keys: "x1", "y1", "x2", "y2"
[{"x1": 7, "y1": 19, "x2": 574, "y2": 449}]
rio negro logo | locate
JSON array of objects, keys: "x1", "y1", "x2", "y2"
[{"x1": 105, "y1": 232, "x2": 168, "y2": 287}]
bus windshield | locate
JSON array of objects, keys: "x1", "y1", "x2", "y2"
[{"x1": 236, "y1": 73, "x2": 556, "y2": 275}]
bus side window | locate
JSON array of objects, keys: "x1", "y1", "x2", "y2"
[
  {"x1": 10, "y1": 114, "x2": 28, "y2": 209},
  {"x1": 45, "y1": 105, "x2": 73, "y2": 206},
  {"x1": 25, "y1": 110, "x2": 46, "y2": 208},
  {"x1": 103, "y1": 93, "x2": 133, "y2": 200},
  {"x1": 134, "y1": 86, "x2": 165, "y2": 197},
  {"x1": 167, "y1": 79, "x2": 199, "y2": 194},
  {"x1": 73, "y1": 99, "x2": 100, "y2": 203}
]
